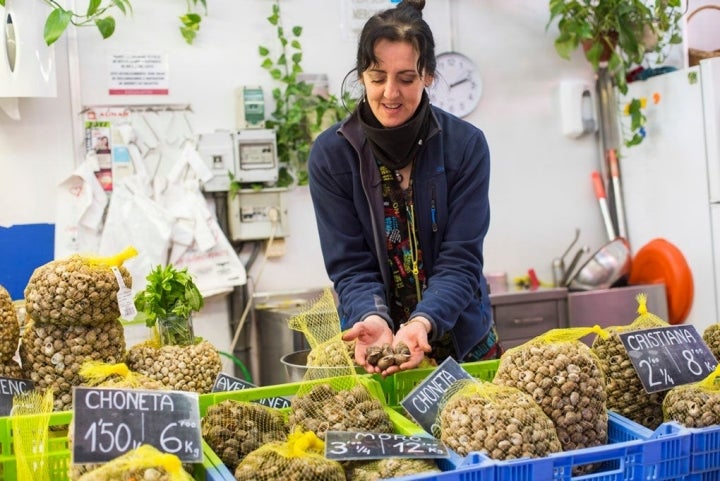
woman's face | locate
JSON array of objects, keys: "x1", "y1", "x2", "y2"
[{"x1": 361, "y1": 39, "x2": 431, "y2": 128}]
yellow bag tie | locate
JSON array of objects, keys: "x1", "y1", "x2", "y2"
[
  {"x1": 78, "y1": 444, "x2": 192, "y2": 480},
  {"x1": 83, "y1": 245, "x2": 138, "y2": 267},
  {"x1": 79, "y1": 361, "x2": 132, "y2": 386},
  {"x1": 636, "y1": 293, "x2": 649, "y2": 316},
  {"x1": 697, "y1": 364, "x2": 720, "y2": 391},
  {"x1": 285, "y1": 429, "x2": 325, "y2": 458},
  {"x1": 536, "y1": 325, "x2": 609, "y2": 344}
]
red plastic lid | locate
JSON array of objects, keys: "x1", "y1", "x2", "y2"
[{"x1": 628, "y1": 238, "x2": 694, "y2": 325}]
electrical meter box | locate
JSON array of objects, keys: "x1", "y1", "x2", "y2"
[
  {"x1": 234, "y1": 129, "x2": 279, "y2": 185},
  {"x1": 228, "y1": 187, "x2": 289, "y2": 241}
]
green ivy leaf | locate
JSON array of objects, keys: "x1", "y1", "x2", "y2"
[
  {"x1": 87, "y1": 0, "x2": 102, "y2": 17},
  {"x1": 181, "y1": 13, "x2": 202, "y2": 27},
  {"x1": 111, "y1": 0, "x2": 133, "y2": 16},
  {"x1": 292, "y1": 26, "x2": 302, "y2": 36},
  {"x1": 95, "y1": 17, "x2": 116, "y2": 39},
  {"x1": 181, "y1": 26, "x2": 197, "y2": 44},
  {"x1": 259, "y1": 46, "x2": 270, "y2": 56},
  {"x1": 44, "y1": 9, "x2": 73, "y2": 46}
]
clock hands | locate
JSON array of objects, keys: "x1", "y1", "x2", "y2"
[
  {"x1": 450, "y1": 77, "x2": 470, "y2": 89},
  {"x1": 449, "y1": 72, "x2": 472, "y2": 89}
]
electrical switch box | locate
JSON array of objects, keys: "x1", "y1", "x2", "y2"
[
  {"x1": 198, "y1": 130, "x2": 236, "y2": 192},
  {"x1": 235, "y1": 85, "x2": 266, "y2": 130},
  {"x1": 228, "y1": 187, "x2": 289, "y2": 241}
]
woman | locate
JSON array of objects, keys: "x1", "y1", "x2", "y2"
[{"x1": 308, "y1": 0, "x2": 502, "y2": 375}]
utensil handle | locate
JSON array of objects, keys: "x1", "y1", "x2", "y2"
[
  {"x1": 592, "y1": 171, "x2": 617, "y2": 241},
  {"x1": 608, "y1": 150, "x2": 628, "y2": 240}
]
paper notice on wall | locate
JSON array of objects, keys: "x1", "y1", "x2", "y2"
[
  {"x1": 109, "y1": 52, "x2": 169, "y2": 95},
  {"x1": 85, "y1": 120, "x2": 113, "y2": 191},
  {"x1": 341, "y1": 0, "x2": 400, "y2": 40}
]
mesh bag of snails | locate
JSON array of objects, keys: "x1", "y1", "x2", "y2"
[
  {"x1": 20, "y1": 248, "x2": 137, "y2": 412},
  {"x1": 663, "y1": 364, "x2": 720, "y2": 428},
  {"x1": 288, "y1": 376, "x2": 394, "y2": 440},
  {"x1": 11, "y1": 389, "x2": 54, "y2": 481},
  {"x1": 288, "y1": 288, "x2": 358, "y2": 374},
  {"x1": 233, "y1": 428, "x2": 346, "y2": 481},
  {"x1": 289, "y1": 287, "x2": 415, "y2": 372},
  {"x1": 0, "y1": 284, "x2": 20, "y2": 367},
  {"x1": 74, "y1": 444, "x2": 194, "y2": 481},
  {"x1": 342, "y1": 457, "x2": 441, "y2": 481},
  {"x1": 69, "y1": 361, "x2": 174, "y2": 480},
  {"x1": 493, "y1": 326, "x2": 610, "y2": 451},
  {"x1": 201, "y1": 399, "x2": 288, "y2": 472},
  {"x1": 591, "y1": 293, "x2": 670, "y2": 429},
  {"x1": 435, "y1": 378, "x2": 563, "y2": 460},
  {"x1": 23, "y1": 247, "x2": 137, "y2": 327},
  {"x1": 702, "y1": 323, "x2": 720, "y2": 361}
]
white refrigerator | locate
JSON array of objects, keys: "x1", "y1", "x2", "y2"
[{"x1": 618, "y1": 57, "x2": 720, "y2": 335}]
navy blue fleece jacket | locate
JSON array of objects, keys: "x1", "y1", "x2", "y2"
[{"x1": 307, "y1": 105, "x2": 493, "y2": 360}]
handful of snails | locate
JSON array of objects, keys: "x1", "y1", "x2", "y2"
[{"x1": 365, "y1": 342, "x2": 411, "y2": 370}]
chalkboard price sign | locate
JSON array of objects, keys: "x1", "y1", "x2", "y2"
[
  {"x1": 72, "y1": 387, "x2": 203, "y2": 464},
  {"x1": 211, "y1": 372, "x2": 291, "y2": 409},
  {"x1": 325, "y1": 431, "x2": 449, "y2": 461},
  {"x1": 0, "y1": 376, "x2": 34, "y2": 416},
  {"x1": 619, "y1": 324, "x2": 718, "y2": 393},
  {"x1": 400, "y1": 357, "x2": 473, "y2": 434}
]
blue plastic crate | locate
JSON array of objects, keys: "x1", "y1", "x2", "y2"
[
  {"x1": 387, "y1": 451, "x2": 495, "y2": 481},
  {"x1": 487, "y1": 411, "x2": 690, "y2": 481},
  {"x1": 683, "y1": 424, "x2": 720, "y2": 481},
  {"x1": 384, "y1": 411, "x2": 690, "y2": 481}
]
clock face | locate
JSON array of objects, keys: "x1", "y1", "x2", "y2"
[{"x1": 427, "y1": 52, "x2": 482, "y2": 118}]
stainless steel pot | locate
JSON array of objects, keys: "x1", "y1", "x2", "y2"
[{"x1": 567, "y1": 238, "x2": 632, "y2": 291}]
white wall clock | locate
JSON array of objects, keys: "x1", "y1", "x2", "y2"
[{"x1": 428, "y1": 51, "x2": 482, "y2": 118}]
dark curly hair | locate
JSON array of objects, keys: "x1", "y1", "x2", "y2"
[{"x1": 355, "y1": 0, "x2": 436, "y2": 79}]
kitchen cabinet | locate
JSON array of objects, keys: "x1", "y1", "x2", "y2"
[
  {"x1": 490, "y1": 288, "x2": 568, "y2": 350},
  {"x1": 491, "y1": 284, "x2": 670, "y2": 349},
  {"x1": 567, "y1": 284, "x2": 668, "y2": 330}
]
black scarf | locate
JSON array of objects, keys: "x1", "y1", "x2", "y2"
[{"x1": 357, "y1": 91, "x2": 431, "y2": 171}]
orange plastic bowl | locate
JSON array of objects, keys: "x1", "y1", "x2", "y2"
[{"x1": 628, "y1": 238, "x2": 694, "y2": 325}]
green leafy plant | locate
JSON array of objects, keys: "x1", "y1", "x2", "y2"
[
  {"x1": 547, "y1": 0, "x2": 683, "y2": 147},
  {"x1": 179, "y1": 0, "x2": 206, "y2": 44},
  {"x1": 230, "y1": 0, "x2": 352, "y2": 192},
  {"x1": 133, "y1": 264, "x2": 204, "y2": 346},
  {"x1": 0, "y1": 0, "x2": 205, "y2": 46}
]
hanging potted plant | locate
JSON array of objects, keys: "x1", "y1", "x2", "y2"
[
  {"x1": 547, "y1": 0, "x2": 683, "y2": 147},
  {"x1": 0, "y1": 0, "x2": 205, "y2": 46}
]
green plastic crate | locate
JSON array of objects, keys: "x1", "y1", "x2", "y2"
[
  {"x1": 0, "y1": 410, "x2": 224, "y2": 481},
  {"x1": 378, "y1": 359, "x2": 499, "y2": 407},
  {"x1": 200, "y1": 375, "x2": 424, "y2": 433}
]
